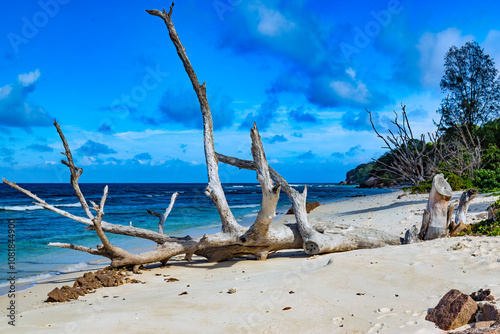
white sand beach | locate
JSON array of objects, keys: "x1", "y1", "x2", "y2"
[{"x1": 2, "y1": 190, "x2": 499, "y2": 333}]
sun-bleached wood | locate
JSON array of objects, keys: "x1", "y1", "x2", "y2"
[
  {"x1": 147, "y1": 192, "x2": 179, "y2": 234},
  {"x1": 240, "y1": 124, "x2": 281, "y2": 245},
  {"x1": 453, "y1": 189, "x2": 478, "y2": 228},
  {"x1": 420, "y1": 174, "x2": 453, "y2": 240},
  {"x1": 216, "y1": 154, "x2": 400, "y2": 253},
  {"x1": 146, "y1": 4, "x2": 241, "y2": 235},
  {"x1": 3, "y1": 3, "x2": 402, "y2": 270}
]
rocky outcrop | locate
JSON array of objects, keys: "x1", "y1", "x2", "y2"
[
  {"x1": 471, "y1": 289, "x2": 493, "y2": 302},
  {"x1": 483, "y1": 303, "x2": 500, "y2": 322},
  {"x1": 426, "y1": 289, "x2": 500, "y2": 332},
  {"x1": 286, "y1": 201, "x2": 319, "y2": 215},
  {"x1": 426, "y1": 289, "x2": 478, "y2": 330},
  {"x1": 359, "y1": 176, "x2": 384, "y2": 188}
]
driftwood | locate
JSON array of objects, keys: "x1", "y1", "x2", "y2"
[
  {"x1": 419, "y1": 174, "x2": 453, "y2": 240},
  {"x1": 403, "y1": 176, "x2": 479, "y2": 243},
  {"x1": 452, "y1": 189, "x2": 478, "y2": 229},
  {"x1": 418, "y1": 175, "x2": 479, "y2": 240},
  {"x1": 2, "y1": 3, "x2": 400, "y2": 270},
  {"x1": 147, "y1": 192, "x2": 179, "y2": 235}
]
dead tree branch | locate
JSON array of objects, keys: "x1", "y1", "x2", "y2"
[
  {"x1": 368, "y1": 104, "x2": 431, "y2": 185},
  {"x1": 146, "y1": 5, "x2": 242, "y2": 234},
  {"x1": 2, "y1": 3, "x2": 401, "y2": 270},
  {"x1": 429, "y1": 115, "x2": 483, "y2": 179},
  {"x1": 147, "y1": 192, "x2": 179, "y2": 234}
]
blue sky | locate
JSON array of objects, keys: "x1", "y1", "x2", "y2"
[{"x1": 1, "y1": 0, "x2": 500, "y2": 183}]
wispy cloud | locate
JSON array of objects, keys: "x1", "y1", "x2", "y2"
[
  {"x1": 297, "y1": 150, "x2": 315, "y2": 160},
  {"x1": 76, "y1": 140, "x2": 117, "y2": 156},
  {"x1": 263, "y1": 134, "x2": 287, "y2": 144}
]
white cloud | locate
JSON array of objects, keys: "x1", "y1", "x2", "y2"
[
  {"x1": 18, "y1": 69, "x2": 41, "y2": 87},
  {"x1": 0, "y1": 85, "x2": 13, "y2": 99},
  {"x1": 346, "y1": 68, "x2": 356, "y2": 80},
  {"x1": 257, "y1": 6, "x2": 295, "y2": 37},
  {"x1": 483, "y1": 30, "x2": 500, "y2": 69},
  {"x1": 416, "y1": 28, "x2": 474, "y2": 89},
  {"x1": 330, "y1": 80, "x2": 369, "y2": 104}
]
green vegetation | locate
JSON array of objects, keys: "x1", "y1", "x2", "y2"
[
  {"x1": 403, "y1": 180, "x2": 432, "y2": 194},
  {"x1": 442, "y1": 172, "x2": 474, "y2": 191},
  {"x1": 346, "y1": 41, "x2": 500, "y2": 192},
  {"x1": 460, "y1": 199, "x2": 500, "y2": 237},
  {"x1": 460, "y1": 219, "x2": 500, "y2": 237},
  {"x1": 472, "y1": 144, "x2": 500, "y2": 192},
  {"x1": 438, "y1": 41, "x2": 500, "y2": 129},
  {"x1": 345, "y1": 162, "x2": 374, "y2": 184}
]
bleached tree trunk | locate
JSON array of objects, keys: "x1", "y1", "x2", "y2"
[
  {"x1": 2, "y1": 3, "x2": 402, "y2": 271},
  {"x1": 419, "y1": 174, "x2": 453, "y2": 240},
  {"x1": 216, "y1": 154, "x2": 400, "y2": 254},
  {"x1": 453, "y1": 189, "x2": 478, "y2": 228}
]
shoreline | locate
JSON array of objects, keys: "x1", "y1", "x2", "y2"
[
  {"x1": 1, "y1": 189, "x2": 498, "y2": 333},
  {"x1": 1, "y1": 185, "x2": 391, "y2": 297}
]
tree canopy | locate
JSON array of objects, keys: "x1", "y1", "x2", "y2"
[{"x1": 438, "y1": 41, "x2": 500, "y2": 129}]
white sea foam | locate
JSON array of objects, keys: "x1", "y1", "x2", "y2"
[
  {"x1": 59, "y1": 261, "x2": 90, "y2": 273},
  {"x1": 1, "y1": 202, "x2": 82, "y2": 211},
  {"x1": 0, "y1": 261, "x2": 91, "y2": 291},
  {"x1": 0, "y1": 273, "x2": 53, "y2": 288},
  {"x1": 230, "y1": 204, "x2": 260, "y2": 209},
  {"x1": 0, "y1": 205, "x2": 43, "y2": 211},
  {"x1": 242, "y1": 210, "x2": 259, "y2": 218},
  {"x1": 196, "y1": 224, "x2": 221, "y2": 230},
  {"x1": 56, "y1": 202, "x2": 81, "y2": 208},
  {"x1": 232, "y1": 185, "x2": 244, "y2": 188}
]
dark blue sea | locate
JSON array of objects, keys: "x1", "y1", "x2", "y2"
[{"x1": 0, "y1": 183, "x2": 392, "y2": 295}]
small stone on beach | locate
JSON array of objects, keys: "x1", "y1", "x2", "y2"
[{"x1": 165, "y1": 278, "x2": 179, "y2": 282}]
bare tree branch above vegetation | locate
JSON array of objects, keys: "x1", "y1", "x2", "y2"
[{"x1": 368, "y1": 104, "x2": 433, "y2": 185}]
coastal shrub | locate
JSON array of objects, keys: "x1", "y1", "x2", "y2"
[
  {"x1": 460, "y1": 199, "x2": 500, "y2": 237},
  {"x1": 472, "y1": 144, "x2": 500, "y2": 192},
  {"x1": 491, "y1": 198, "x2": 500, "y2": 209},
  {"x1": 441, "y1": 171, "x2": 473, "y2": 191},
  {"x1": 473, "y1": 168, "x2": 500, "y2": 192},
  {"x1": 461, "y1": 219, "x2": 500, "y2": 236},
  {"x1": 403, "y1": 172, "x2": 472, "y2": 194},
  {"x1": 482, "y1": 143, "x2": 500, "y2": 170},
  {"x1": 404, "y1": 179, "x2": 432, "y2": 194}
]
